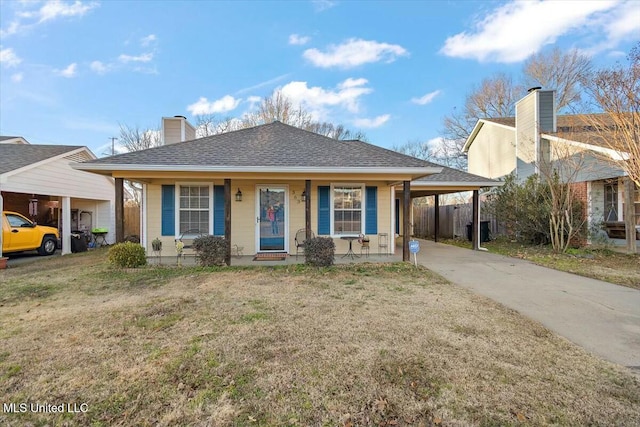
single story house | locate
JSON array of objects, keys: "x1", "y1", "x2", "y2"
[
  {"x1": 74, "y1": 119, "x2": 499, "y2": 263},
  {"x1": 0, "y1": 137, "x2": 116, "y2": 256},
  {"x1": 463, "y1": 88, "x2": 639, "y2": 249}
]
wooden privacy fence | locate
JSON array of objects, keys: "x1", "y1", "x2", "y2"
[
  {"x1": 124, "y1": 205, "x2": 140, "y2": 238},
  {"x1": 412, "y1": 202, "x2": 502, "y2": 240}
]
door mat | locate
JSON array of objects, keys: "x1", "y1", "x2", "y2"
[{"x1": 253, "y1": 252, "x2": 288, "y2": 261}]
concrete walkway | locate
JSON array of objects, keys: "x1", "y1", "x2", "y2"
[{"x1": 415, "y1": 239, "x2": 640, "y2": 374}]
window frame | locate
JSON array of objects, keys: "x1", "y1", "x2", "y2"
[
  {"x1": 174, "y1": 182, "x2": 213, "y2": 238},
  {"x1": 330, "y1": 183, "x2": 366, "y2": 237}
]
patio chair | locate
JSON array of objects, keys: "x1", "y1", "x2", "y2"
[
  {"x1": 294, "y1": 228, "x2": 315, "y2": 259},
  {"x1": 358, "y1": 234, "x2": 370, "y2": 257},
  {"x1": 378, "y1": 233, "x2": 389, "y2": 255}
]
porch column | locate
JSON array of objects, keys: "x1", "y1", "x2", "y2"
[
  {"x1": 305, "y1": 180, "x2": 311, "y2": 241},
  {"x1": 624, "y1": 177, "x2": 637, "y2": 253},
  {"x1": 403, "y1": 181, "x2": 410, "y2": 261},
  {"x1": 224, "y1": 178, "x2": 231, "y2": 266},
  {"x1": 61, "y1": 196, "x2": 71, "y2": 255},
  {"x1": 115, "y1": 178, "x2": 124, "y2": 243},
  {"x1": 472, "y1": 190, "x2": 479, "y2": 250},
  {"x1": 434, "y1": 194, "x2": 440, "y2": 243}
]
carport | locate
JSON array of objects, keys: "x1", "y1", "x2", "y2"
[
  {"x1": 393, "y1": 166, "x2": 501, "y2": 253},
  {"x1": 0, "y1": 137, "x2": 115, "y2": 258}
]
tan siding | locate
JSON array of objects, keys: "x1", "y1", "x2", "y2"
[
  {"x1": 516, "y1": 93, "x2": 537, "y2": 166},
  {"x1": 144, "y1": 179, "x2": 394, "y2": 256},
  {"x1": 163, "y1": 120, "x2": 182, "y2": 145},
  {"x1": 467, "y1": 125, "x2": 516, "y2": 179}
]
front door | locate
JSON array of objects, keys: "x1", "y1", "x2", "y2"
[{"x1": 256, "y1": 186, "x2": 288, "y2": 252}]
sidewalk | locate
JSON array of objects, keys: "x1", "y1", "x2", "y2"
[{"x1": 415, "y1": 239, "x2": 640, "y2": 374}]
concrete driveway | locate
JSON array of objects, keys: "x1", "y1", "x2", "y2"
[{"x1": 415, "y1": 239, "x2": 640, "y2": 374}]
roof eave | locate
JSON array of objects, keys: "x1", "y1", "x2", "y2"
[{"x1": 72, "y1": 163, "x2": 443, "y2": 175}]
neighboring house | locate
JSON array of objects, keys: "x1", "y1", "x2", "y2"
[
  {"x1": 0, "y1": 137, "x2": 116, "y2": 256},
  {"x1": 463, "y1": 88, "x2": 640, "y2": 244},
  {"x1": 75, "y1": 118, "x2": 499, "y2": 262}
]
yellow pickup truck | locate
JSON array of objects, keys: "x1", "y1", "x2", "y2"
[{"x1": 2, "y1": 211, "x2": 59, "y2": 256}]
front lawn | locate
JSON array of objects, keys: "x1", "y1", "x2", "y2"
[
  {"x1": 1, "y1": 251, "x2": 638, "y2": 426},
  {"x1": 441, "y1": 238, "x2": 640, "y2": 289}
]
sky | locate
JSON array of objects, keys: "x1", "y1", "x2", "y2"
[{"x1": 0, "y1": 0, "x2": 639, "y2": 157}]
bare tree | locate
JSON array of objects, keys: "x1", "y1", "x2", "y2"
[
  {"x1": 117, "y1": 123, "x2": 161, "y2": 152},
  {"x1": 523, "y1": 47, "x2": 592, "y2": 112},
  {"x1": 582, "y1": 43, "x2": 639, "y2": 188},
  {"x1": 443, "y1": 73, "x2": 523, "y2": 143},
  {"x1": 194, "y1": 90, "x2": 366, "y2": 140},
  {"x1": 582, "y1": 43, "x2": 639, "y2": 253}
]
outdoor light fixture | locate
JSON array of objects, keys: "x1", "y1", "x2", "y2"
[
  {"x1": 301, "y1": 190, "x2": 307, "y2": 202},
  {"x1": 235, "y1": 188, "x2": 242, "y2": 202}
]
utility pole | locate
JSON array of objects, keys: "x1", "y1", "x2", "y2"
[{"x1": 109, "y1": 137, "x2": 118, "y2": 155}]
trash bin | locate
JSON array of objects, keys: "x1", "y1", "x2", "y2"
[
  {"x1": 480, "y1": 221, "x2": 490, "y2": 243},
  {"x1": 70, "y1": 233, "x2": 88, "y2": 253},
  {"x1": 466, "y1": 222, "x2": 491, "y2": 243}
]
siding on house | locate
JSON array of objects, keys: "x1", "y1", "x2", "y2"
[
  {"x1": 163, "y1": 120, "x2": 182, "y2": 145},
  {"x1": 144, "y1": 180, "x2": 391, "y2": 256},
  {"x1": 2, "y1": 156, "x2": 115, "y2": 201},
  {"x1": 467, "y1": 124, "x2": 517, "y2": 179}
]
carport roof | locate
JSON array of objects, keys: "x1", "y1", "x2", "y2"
[{"x1": 0, "y1": 144, "x2": 84, "y2": 175}]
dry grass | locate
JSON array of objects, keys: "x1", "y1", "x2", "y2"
[
  {"x1": 442, "y1": 238, "x2": 640, "y2": 289},
  {"x1": 1, "y1": 251, "x2": 639, "y2": 426}
]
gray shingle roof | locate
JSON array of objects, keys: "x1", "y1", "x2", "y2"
[
  {"x1": 414, "y1": 165, "x2": 500, "y2": 185},
  {"x1": 83, "y1": 121, "x2": 441, "y2": 169},
  {"x1": 0, "y1": 144, "x2": 83, "y2": 175}
]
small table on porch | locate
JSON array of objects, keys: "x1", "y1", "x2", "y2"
[{"x1": 340, "y1": 236, "x2": 360, "y2": 259}]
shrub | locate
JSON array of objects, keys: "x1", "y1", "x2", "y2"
[
  {"x1": 108, "y1": 242, "x2": 147, "y2": 268},
  {"x1": 304, "y1": 237, "x2": 335, "y2": 267},
  {"x1": 192, "y1": 235, "x2": 228, "y2": 266}
]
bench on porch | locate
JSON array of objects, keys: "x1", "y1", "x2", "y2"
[{"x1": 604, "y1": 221, "x2": 640, "y2": 240}]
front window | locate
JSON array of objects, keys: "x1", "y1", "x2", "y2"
[
  {"x1": 179, "y1": 185, "x2": 209, "y2": 235},
  {"x1": 333, "y1": 185, "x2": 362, "y2": 235}
]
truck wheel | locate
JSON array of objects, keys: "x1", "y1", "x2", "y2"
[{"x1": 38, "y1": 236, "x2": 57, "y2": 256}]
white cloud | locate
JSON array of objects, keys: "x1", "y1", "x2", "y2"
[
  {"x1": 0, "y1": 21, "x2": 21, "y2": 37},
  {"x1": 11, "y1": 73, "x2": 24, "y2": 83},
  {"x1": 312, "y1": 0, "x2": 337, "y2": 12},
  {"x1": 303, "y1": 38, "x2": 408, "y2": 69},
  {"x1": 289, "y1": 33, "x2": 310, "y2": 45},
  {"x1": 141, "y1": 34, "x2": 157, "y2": 47},
  {"x1": 35, "y1": 0, "x2": 99, "y2": 23},
  {"x1": 0, "y1": 47, "x2": 22, "y2": 68},
  {"x1": 187, "y1": 95, "x2": 242, "y2": 115},
  {"x1": 584, "y1": 0, "x2": 640, "y2": 55},
  {"x1": 353, "y1": 114, "x2": 390, "y2": 128},
  {"x1": 90, "y1": 60, "x2": 109, "y2": 74},
  {"x1": 3, "y1": 1, "x2": 99, "y2": 36},
  {"x1": 57, "y1": 62, "x2": 77, "y2": 77},
  {"x1": 440, "y1": 0, "x2": 617, "y2": 63},
  {"x1": 279, "y1": 78, "x2": 373, "y2": 119},
  {"x1": 118, "y1": 53, "x2": 153, "y2": 63},
  {"x1": 246, "y1": 95, "x2": 262, "y2": 110},
  {"x1": 411, "y1": 90, "x2": 441, "y2": 105}
]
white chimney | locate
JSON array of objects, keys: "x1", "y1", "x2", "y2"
[{"x1": 161, "y1": 116, "x2": 196, "y2": 145}]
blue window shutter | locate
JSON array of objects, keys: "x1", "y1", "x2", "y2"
[
  {"x1": 213, "y1": 185, "x2": 225, "y2": 236},
  {"x1": 365, "y1": 186, "x2": 378, "y2": 235},
  {"x1": 161, "y1": 185, "x2": 175, "y2": 236},
  {"x1": 317, "y1": 186, "x2": 330, "y2": 235}
]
